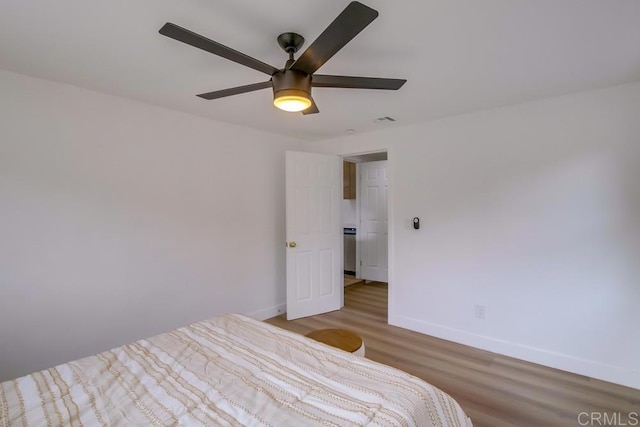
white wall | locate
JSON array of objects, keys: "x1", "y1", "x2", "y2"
[
  {"x1": 342, "y1": 199, "x2": 357, "y2": 227},
  {"x1": 315, "y1": 82, "x2": 640, "y2": 390},
  {"x1": 0, "y1": 70, "x2": 304, "y2": 381}
]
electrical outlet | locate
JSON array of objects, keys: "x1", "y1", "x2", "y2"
[{"x1": 474, "y1": 304, "x2": 486, "y2": 320}]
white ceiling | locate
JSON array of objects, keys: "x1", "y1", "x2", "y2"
[{"x1": 2, "y1": 0, "x2": 640, "y2": 141}]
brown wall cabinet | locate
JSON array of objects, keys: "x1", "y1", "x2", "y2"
[{"x1": 343, "y1": 161, "x2": 356, "y2": 199}]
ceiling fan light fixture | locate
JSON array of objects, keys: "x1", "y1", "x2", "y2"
[
  {"x1": 274, "y1": 91, "x2": 312, "y2": 112},
  {"x1": 272, "y1": 71, "x2": 313, "y2": 113}
]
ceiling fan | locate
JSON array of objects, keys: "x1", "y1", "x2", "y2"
[{"x1": 159, "y1": 1, "x2": 406, "y2": 115}]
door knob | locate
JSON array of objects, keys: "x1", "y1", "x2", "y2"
[{"x1": 288, "y1": 241, "x2": 297, "y2": 248}]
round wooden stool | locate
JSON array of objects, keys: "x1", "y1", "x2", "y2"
[{"x1": 305, "y1": 329, "x2": 365, "y2": 356}]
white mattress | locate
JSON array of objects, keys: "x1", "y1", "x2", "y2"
[{"x1": 0, "y1": 314, "x2": 472, "y2": 426}]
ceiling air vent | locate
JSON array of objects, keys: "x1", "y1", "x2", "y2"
[{"x1": 373, "y1": 116, "x2": 396, "y2": 123}]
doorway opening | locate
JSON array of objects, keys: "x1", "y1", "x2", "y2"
[{"x1": 341, "y1": 151, "x2": 389, "y2": 295}]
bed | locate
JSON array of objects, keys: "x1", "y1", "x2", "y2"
[{"x1": 0, "y1": 314, "x2": 471, "y2": 426}]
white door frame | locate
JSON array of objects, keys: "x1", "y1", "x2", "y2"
[{"x1": 341, "y1": 149, "x2": 393, "y2": 318}]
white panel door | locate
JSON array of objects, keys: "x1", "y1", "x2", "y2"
[
  {"x1": 359, "y1": 161, "x2": 388, "y2": 282},
  {"x1": 286, "y1": 151, "x2": 342, "y2": 320}
]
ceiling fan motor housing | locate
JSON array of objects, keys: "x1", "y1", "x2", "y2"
[{"x1": 272, "y1": 70, "x2": 312, "y2": 100}]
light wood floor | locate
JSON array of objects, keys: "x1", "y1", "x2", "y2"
[
  {"x1": 266, "y1": 282, "x2": 640, "y2": 427},
  {"x1": 344, "y1": 274, "x2": 364, "y2": 287}
]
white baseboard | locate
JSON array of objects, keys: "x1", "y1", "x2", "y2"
[
  {"x1": 389, "y1": 314, "x2": 640, "y2": 390},
  {"x1": 247, "y1": 303, "x2": 286, "y2": 321}
]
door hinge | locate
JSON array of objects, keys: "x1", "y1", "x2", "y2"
[{"x1": 360, "y1": 260, "x2": 362, "y2": 266}]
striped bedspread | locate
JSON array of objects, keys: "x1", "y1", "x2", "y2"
[{"x1": 0, "y1": 314, "x2": 471, "y2": 426}]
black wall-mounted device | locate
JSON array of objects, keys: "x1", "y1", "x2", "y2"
[{"x1": 413, "y1": 217, "x2": 420, "y2": 229}]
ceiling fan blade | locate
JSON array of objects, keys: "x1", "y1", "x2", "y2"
[
  {"x1": 302, "y1": 98, "x2": 319, "y2": 115},
  {"x1": 159, "y1": 23, "x2": 279, "y2": 76},
  {"x1": 197, "y1": 81, "x2": 272, "y2": 100},
  {"x1": 313, "y1": 75, "x2": 406, "y2": 90},
  {"x1": 290, "y1": 2, "x2": 378, "y2": 75}
]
